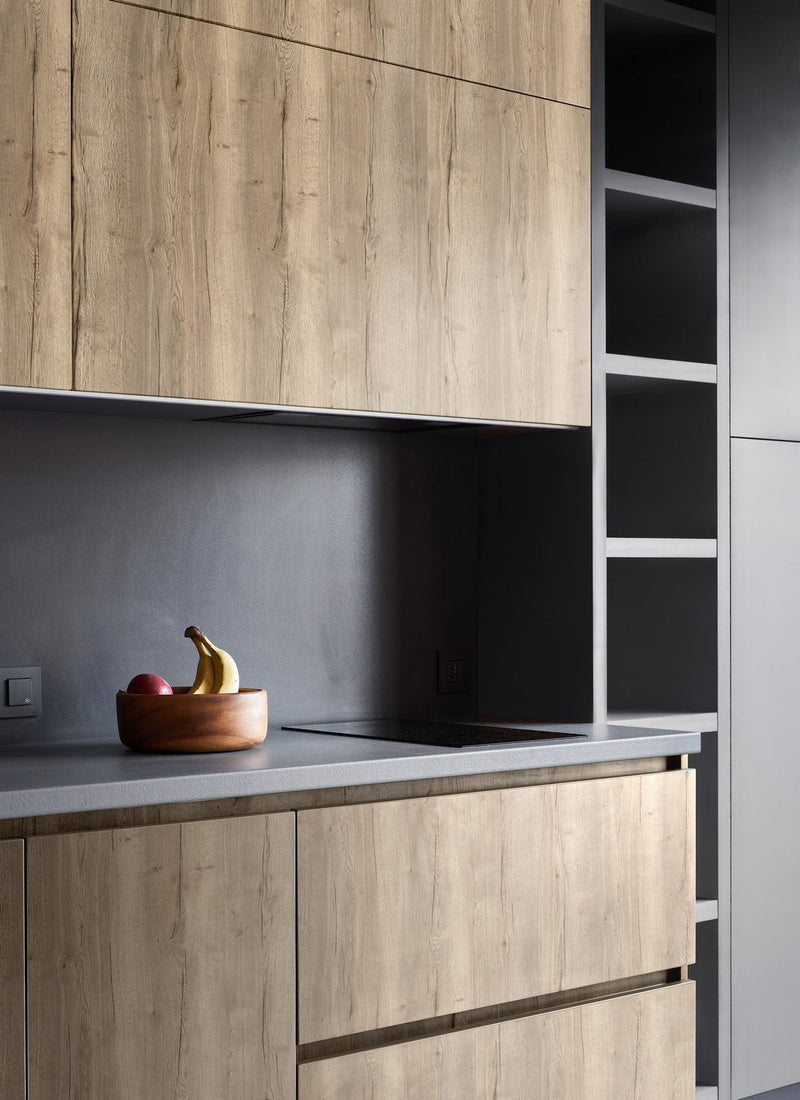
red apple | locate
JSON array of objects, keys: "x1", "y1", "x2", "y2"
[{"x1": 126, "y1": 673, "x2": 173, "y2": 695}]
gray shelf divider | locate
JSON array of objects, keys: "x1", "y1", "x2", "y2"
[
  {"x1": 607, "y1": 537, "x2": 717, "y2": 557},
  {"x1": 606, "y1": 168, "x2": 717, "y2": 207},
  {"x1": 697, "y1": 899, "x2": 720, "y2": 923},
  {"x1": 608, "y1": 710, "x2": 718, "y2": 732},
  {"x1": 606, "y1": 353, "x2": 716, "y2": 385}
]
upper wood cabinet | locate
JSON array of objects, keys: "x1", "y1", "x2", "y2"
[
  {"x1": 0, "y1": 0, "x2": 71, "y2": 390},
  {"x1": 73, "y1": 0, "x2": 590, "y2": 425},
  {"x1": 0, "y1": 840, "x2": 25, "y2": 1100},
  {"x1": 26, "y1": 814, "x2": 296, "y2": 1100},
  {"x1": 111, "y1": 0, "x2": 590, "y2": 108},
  {"x1": 297, "y1": 769, "x2": 695, "y2": 1043}
]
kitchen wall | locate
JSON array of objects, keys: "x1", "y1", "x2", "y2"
[
  {"x1": 0, "y1": 408, "x2": 592, "y2": 745},
  {"x1": 0, "y1": 408, "x2": 481, "y2": 743}
]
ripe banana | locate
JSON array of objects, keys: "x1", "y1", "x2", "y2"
[
  {"x1": 184, "y1": 626, "x2": 240, "y2": 694},
  {"x1": 185, "y1": 628, "x2": 215, "y2": 694}
]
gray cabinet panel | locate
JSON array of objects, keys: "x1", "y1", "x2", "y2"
[
  {"x1": 732, "y1": 438, "x2": 800, "y2": 1097},
  {"x1": 730, "y1": 0, "x2": 800, "y2": 440}
]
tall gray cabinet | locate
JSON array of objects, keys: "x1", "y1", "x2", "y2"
[
  {"x1": 730, "y1": 2, "x2": 800, "y2": 1097},
  {"x1": 731, "y1": 441, "x2": 800, "y2": 1099},
  {"x1": 593, "y1": 1, "x2": 727, "y2": 1097}
]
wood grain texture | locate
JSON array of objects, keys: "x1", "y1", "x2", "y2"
[
  {"x1": 73, "y1": 0, "x2": 590, "y2": 425},
  {"x1": 298, "y1": 982, "x2": 695, "y2": 1100},
  {"x1": 298, "y1": 770, "x2": 695, "y2": 1042},
  {"x1": 113, "y1": 0, "x2": 590, "y2": 108},
  {"x1": 0, "y1": 0, "x2": 71, "y2": 388},
  {"x1": 0, "y1": 840, "x2": 25, "y2": 1100},
  {"x1": 27, "y1": 814, "x2": 296, "y2": 1099},
  {"x1": 0, "y1": 756, "x2": 670, "y2": 840}
]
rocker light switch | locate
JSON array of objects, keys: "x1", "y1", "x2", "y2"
[
  {"x1": 8, "y1": 677, "x2": 32, "y2": 706},
  {"x1": 0, "y1": 666, "x2": 42, "y2": 718}
]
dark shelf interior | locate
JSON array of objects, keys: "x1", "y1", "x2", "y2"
[
  {"x1": 605, "y1": 6, "x2": 716, "y2": 187},
  {"x1": 479, "y1": 430, "x2": 594, "y2": 724},
  {"x1": 606, "y1": 380, "x2": 717, "y2": 539},
  {"x1": 607, "y1": 558, "x2": 717, "y2": 714},
  {"x1": 606, "y1": 190, "x2": 717, "y2": 364},
  {"x1": 674, "y1": 0, "x2": 715, "y2": 12},
  {"x1": 695, "y1": 731, "x2": 719, "y2": 902},
  {"x1": 691, "y1": 919, "x2": 720, "y2": 1089}
]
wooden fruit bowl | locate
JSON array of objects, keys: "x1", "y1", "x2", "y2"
[{"x1": 116, "y1": 687, "x2": 268, "y2": 753}]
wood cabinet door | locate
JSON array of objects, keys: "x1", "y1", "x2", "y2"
[
  {"x1": 27, "y1": 814, "x2": 296, "y2": 1100},
  {"x1": 298, "y1": 982, "x2": 695, "y2": 1100},
  {"x1": 0, "y1": 0, "x2": 71, "y2": 389},
  {"x1": 73, "y1": 0, "x2": 590, "y2": 426},
  {"x1": 109, "y1": 0, "x2": 590, "y2": 108},
  {"x1": 297, "y1": 770, "x2": 695, "y2": 1042},
  {"x1": 0, "y1": 840, "x2": 25, "y2": 1100}
]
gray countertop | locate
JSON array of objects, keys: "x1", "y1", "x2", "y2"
[{"x1": 0, "y1": 722, "x2": 701, "y2": 820}]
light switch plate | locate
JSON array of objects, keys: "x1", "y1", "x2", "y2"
[{"x1": 0, "y1": 666, "x2": 42, "y2": 719}]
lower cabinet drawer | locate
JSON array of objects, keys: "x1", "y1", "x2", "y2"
[
  {"x1": 298, "y1": 982, "x2": 696, "y2": 1100},
  {"x1": 297, "y1": 769, "x2": 695, "y2": 1042},
  {"x1": 26, "y1": 815, "x2": 296, "y2": 1100}
]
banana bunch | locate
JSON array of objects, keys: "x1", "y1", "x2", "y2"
[{"x1": 185, "y1": 626, "x2": 240, "y2": 694}]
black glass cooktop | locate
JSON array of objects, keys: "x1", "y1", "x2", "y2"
[{"x1": 282, "y1": 719, "x2": 587, "y2": 748}]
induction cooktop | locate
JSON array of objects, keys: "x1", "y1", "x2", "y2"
[{"x1": 281, "y1": 719, "x2": 588, "y2": 748}]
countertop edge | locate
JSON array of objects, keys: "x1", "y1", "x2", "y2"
[{"x1": 0, "y1": 727, "x2": 701, "y2": 820}]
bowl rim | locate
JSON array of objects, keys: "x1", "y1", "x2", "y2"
[{"x1": 116, "y1": 686, "x2": 267, "y2": 697}]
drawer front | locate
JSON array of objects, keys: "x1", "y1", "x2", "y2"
[
  {"x1": 109, "y1": 0, "x2": 590, "y2": 108},
  {"x1": 298, "y1": 982, "x2": 696, "y2": 1100},
  {"x1": 298, "y1": 769, "x2": 695, "y2": 1042},
  {"x1": 27, "y1": 814, "x2": 296, "y2": 1100}
]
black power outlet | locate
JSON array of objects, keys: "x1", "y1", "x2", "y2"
[{"x1": 437, "y1": 650, "x2": 471, "y2": 694}]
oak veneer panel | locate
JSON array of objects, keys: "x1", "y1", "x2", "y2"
[
  {"x1": 0, "y1": 840, "x2": 25, "y2": 1100},
  {"x1": 73, "y1": 0, "x2": 590, "y2": 425},
  {"x1": 298, "y1": 770, "x2": 695, "y2": 1042},
  {"x1": 298, "y1": 982, "x2": 696, "y2": 1100},
  {"x1": 114, "y1": 0, "x2": 590, "y2": 108},
  {"x1": 0, "y1": 0, "x2": 71, "y2": 388},
  {"x1": 27, "y1": 814, "x2": 295, "y2": 1100}
]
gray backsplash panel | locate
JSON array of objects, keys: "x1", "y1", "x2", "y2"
[{"x1": 0, "y1": 408, "x2": 479, "y2": 744}]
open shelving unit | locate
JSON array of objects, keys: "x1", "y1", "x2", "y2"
[{"x1": 593, "y1": 1, "x2": 728, "y2": 1096}]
